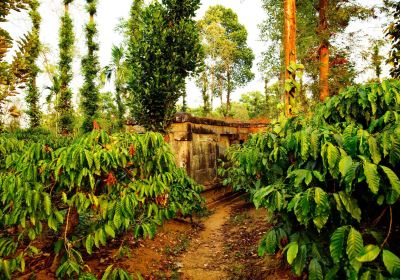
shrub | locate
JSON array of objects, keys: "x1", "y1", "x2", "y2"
[
  {"x1": 0, "y1": 130, "x2": 203, "y2": 279},
  {"x1": 221, "y1": 79, "x2": 400, "y2": 279}
]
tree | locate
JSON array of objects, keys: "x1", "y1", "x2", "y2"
[
  {"x1": 102, "y1": 45, "x2": 128, "y2": 129},
  {"x1": 56, "y1": 0, "x2": 75, "y2": 134},
  {"x1": 283, "y1": 0, "x2": 297, "y2": 116},
  {"x1": 387, "y1": 1, "x2": 400, "y2": 78},
  {"x1": 240, "y1": 91, "x2": 267, "y2": 119},
  {"x1": 260, "y1": 0, "x2": 374, "y2": 102},
  {"x1": 318, "y1": 0, "x2": 329, "y2": 101},
  {"x1": 80, "y1": 0, "x2": 100, "y2": 132},
  {"x1": 25, "y1": 0, "x2": 42, "y2": 128},
  {"x1": 198, "y1": 5, "x2": 254, "y2": 116},
  {"x1": 127, "y1": 0, "x2": 203, "y2": 132}
]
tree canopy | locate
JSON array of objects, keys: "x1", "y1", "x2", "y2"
[
  {"x1": 127, "y1": 0, "x2": 203, "y2": 132},
  {"x1": 198, "y1": 5, "x2": 254, "y2": 116}
]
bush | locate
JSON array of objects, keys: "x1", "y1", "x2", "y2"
[
  {"x1": 220, "y1": 79, "x2": 400, "y2": 279},
  {"x1": 0, "y1": 130, "x2": 203, "y2": 279}
]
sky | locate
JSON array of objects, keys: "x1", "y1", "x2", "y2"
[{"x1": 2, "y1": 0, "x2": 390, "y2": 114}]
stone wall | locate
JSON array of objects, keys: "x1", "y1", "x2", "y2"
[{"x1": 168, "y1": 113, "x2": 267, "y2": 190}]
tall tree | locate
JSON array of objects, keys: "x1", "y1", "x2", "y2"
[
  {"x1": 127, "y1": 0, "x2": 203, "y2": 132},
  {"x1": 25, "y1": 0, "x2": 41, "y2": 128},
  {"x1": 318, "y1": 0, "x2": 329, "y2": 101},
  {"x1": 102, "y1": 45, "x2": 128, "y2": 129},
  {"x1": 284, "y1": 0, "x2": 297, "y2": 116},
  {"x1": 198, "y1": 5, "x2": 254, "y2": 116},
  {"x1": 387, "y1": 1, "x2": 400, "y2": 78},
  {"x1": 80, "y1": 0, "x2": 100, "y2": 132},
  {"x1": 260, "y1": 0, "x2": 374, "y2": 102},
  {"x1": 56, "y1": 0, "x2": 75, "y2": 134}
]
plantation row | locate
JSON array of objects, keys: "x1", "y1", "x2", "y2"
[
  {"x1": 0, "y1": 131, "x2": 203, "y2": 279},
  {"x1": 221, "y1": 79, "x2": 400, "y2": 279}
]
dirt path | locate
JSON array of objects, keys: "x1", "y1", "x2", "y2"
[{"x1": 178, "y1": 195, "x2": 247, "y2": 280}]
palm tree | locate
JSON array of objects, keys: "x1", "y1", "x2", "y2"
[{"x1": 101, "y1": 45, "x2": 128, "y2": 129}]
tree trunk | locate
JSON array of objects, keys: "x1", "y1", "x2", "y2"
[
  {"x1": 318, "y1": 0, "x2": 329, "y2": 102},
  {"x1": 201, "y1": 71, "x2": 209, "y2": 115},
  {"x1": 210, "y1": 65, "x2": 215, "y2": 112},
  {"x1": 226, "y1": 70, "x2": 231, "y2": 115},
  {"x1": 284, "y1": 0, "x2": 297, "y2": 117}
]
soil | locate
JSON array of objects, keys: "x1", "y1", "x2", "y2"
[{"x1": 19, "y1": 195, "x2": 291, "y2": 280}]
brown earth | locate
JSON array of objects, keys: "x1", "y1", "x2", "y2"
[{"x1": 18, "y1": 195, "x2": 291, "y2": 280}]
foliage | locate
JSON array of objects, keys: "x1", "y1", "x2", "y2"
[
  {"x1": 386, "y1": 1, "x2": 400, "y2": 78},
  {"x1": 0, "y1": 0, "x2": 30, "y2": 131},
  {"x1": 239, "y1": 91, "x2": 268, "y2": 119},
  {"x1": 221, "y1": 79, "x2": 400, "y2": 278},
  {"x1": 80, "y1": 0, "x2": 100, "y2": 132},
  {"x1": 0, "y1": 130, "x2": 203, "y2": 279},
  {"x1": 101, "y1": 46, "x2": 129, "y2": 129},
  {"x1": 56, "y1": 3, "x2": 75, "y2": 135},
  {"x1": 127, "y1": 0, "x2": 203, "y2": 132},
  {"x1": 24, "y1": 0, "x2": 41, "y2": 128},
  {"x1": 197, "y1": 5, "x2": 254, "y2": 116}
]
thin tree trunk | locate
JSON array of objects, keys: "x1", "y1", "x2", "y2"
[
  {"x1": 284, "y1": 0, "x2": 297, "y2": 117},
  {"x1": 318, "y1": 0, "x2": 329, "y2": 101},
  {"x1": 226, "y1": 70, "x2": 231, "y2": 115}
]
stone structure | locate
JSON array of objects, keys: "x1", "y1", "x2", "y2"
[{"x1": 167, "y1": 113, "x2": 268, "y2": 190}]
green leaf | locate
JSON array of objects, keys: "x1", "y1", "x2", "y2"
[
  {"x1": 346, "y1": 227, "x2": 364, "y2": 260},
  {"x1": 85, "y1": 235, "x2": 94, "y2": 255},
  {"x1": 363, "y1": 161, "x2": 380, "y2": 194},
  {"x1": 380, "y1": 165, "x2": 400, "y2": 194},
  {"x1": 113, "y1": 204, "x2": 122, "y2": 229},
  {"x1": 338, "y1": 191, "x2": 361, "y2": 222},
  {"x1": 261, "y1": 229, "x2": 277, "y2": 255},
  {"x1": 368, "y1": 137, "x2": 381, "y2": 164},
  {"x1": 327, "y1": 143, "x2": 340, "y2": 177},
  {"x1": 356, "y1": 244, "x2": 380, "y2": 263},
  {"x1": 330, "y1": 226, "x2": 349, "y2": 263},
  {"x1": 339, "y1": 156, "x2": 358, "y2": 190},
  {"x1": 382, "y1": 250, "x2": 400, "y2": 277},
  {"x1": 104, "y1": 224, "x2": 115, "y2": 239},
  {"x1": 360, "y1": 270, "x2": 372, "y2": 280},
  {"x1": 292, "y1": 244, "x2": 307, "y2": 276},
  {"x1": 85, "y1": 150, "x2": 93, "y2": 168},
  {"x1": 43, "y1": 194, "x2": 51, "y2": 216},
  {"x1": 101, "y1": 264, "x2": 114, "y2": 280},
  {"x1": 287, "y1": 242, "x2": 298, "y2": 265},
  {"x1": 309, "y1": 259, "x2": 323, "y2": 280}
]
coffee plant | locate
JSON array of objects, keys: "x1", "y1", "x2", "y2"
[
  {"x1": 220, "y1": 79, "x2": 400, "y2": 279},
  {"x1": 0, "y1": 130, "x2": 203, "y2": 279}
]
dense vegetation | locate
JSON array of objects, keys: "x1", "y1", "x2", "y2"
[
  {"x1": 221, "y1": 79, "x2": 400, "y2": 279},
  {"x1": 0, "y1": 130, "x2": 203, "y2": 279}
]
